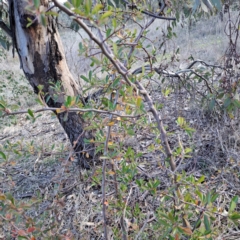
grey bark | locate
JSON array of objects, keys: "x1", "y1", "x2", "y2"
[{"x1": 7, "y1": 0, "x2": 94, "y2": 167}]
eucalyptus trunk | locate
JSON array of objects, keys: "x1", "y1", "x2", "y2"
[{"x1": 8, "y1": 0, "x2": 93, "y2": 167}]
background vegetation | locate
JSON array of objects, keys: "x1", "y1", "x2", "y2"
[{"x1": 0, "y1": 0, "x2": 240, "y2": 239}]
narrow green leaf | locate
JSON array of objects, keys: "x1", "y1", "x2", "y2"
[
  {"x1": 108, "y1": 0, "x2": 116, "y2": 7},
  {"x1": 80, "y1": 75, "x2": 89, "y2": 83},
  {"x1": 209, "y1": 98, "x2": 216, "y2": 110},
  {"x1": 112, "y1": 18, "x2": 117, "y2": 29},
  {"x1": 100, "y1": 11, "x2": 113, "y2": 20},
  {"x1": 206, "y1": 191, "x2": 211, "y2": 204},
  {"x1": 176, "y1": 117, "x2": 185, "y2": 127},
  {"x1": 33, "y1": 0, "x2": 40, "y2": 8},
  {"x1": 224, "y1": 97, "x2": 232, "y2": 108},
  {"x1": 113, "y1": 42, "x2": 118, "y2": 56},
  {"x1": 85, "y1": 0, "x2": 92, "y2": 14},
  {"x1": 40, "y1": 14, "x2": 47, "y2": 27},
  {"x1": 92, "y1": 3, "x2": 103, "y2": 14},
  {"x1": 204, "y1": 214, "x2": 211, "y2": 232},
  {"x1": 0, "y1": 151, "x2": 7, "y2": 160},
  {"x1": 27, "y1": 109, "x2": 34, "y2": 118},
  {"x1": 6, "y1": 193, "x2": 15, "y2": 205},
  {"x1": 197, "y1": 175, "x2": 205, "y2": 183},
  {"x1": 66, "y1": 96, "x2": 72, "y2": 106},
  {"x1": 64, "y1": 2, "x2": 72, "y2": 9},
  {"x1": 106, "y1": 28, "x2": 111, "y2": 38},
  {"x1": 229, "y1": 196, "x2": 238, "y2": 213},
  {"x1": 89, "y1": 70, "x2": 92, "y2": 81},
  {"x1": 233, "y1": 99, "x2": 240, "y2": 108},
  {"x1": 90, "y1": 57, "x2": 100, "y2": 65},
  {"x1": 72, "y1": 0, "x2": 82, "y2": 8},
  {"x1": 63, "y1": 112, "x2": 68, "y2": 122},
  {"x1": 45, "y1": 11, "x2": 59, "y2": 17},
  {"x1": 229, "y1": 212, "x2": 240, "y2": 220},
  {"x1": 211, "y1": 193, "x2": 219, "y2": 203},
  {"x1": 0, "y1": 102, "x2": 5, "y2": 109}
]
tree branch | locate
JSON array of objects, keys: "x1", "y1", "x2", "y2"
[
  {"x1": 1, "y1": 107, "x2": 141, "y2": 118},
  {"x1": 52, "y1": 0, "x2": 133, "y2": 87},
  {"x1": 0, "y1": 20, "x2": 12, "y2": 37},
  {"x1": 122, "y1": 0, "x2": 176, "y2": 21},
  {"x1": 52, "y1": 0, "x2": 176, "y2": 171}
]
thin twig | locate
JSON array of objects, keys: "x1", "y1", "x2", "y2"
[
  {"x1": 122, "y1": 0, "x2": 176, "y2": 20},
  {"x1": 1, "y1": 107, "x2": 140, "y2": 118},
  {"x1": 0, "y1": 20, "x2": 12, "y2": 37},
  {"x1": 134, "y1": 212, "x2": 150, "y2": 240},
  {"x1": 122, "y1": 186, "x2": 134, "y2": 240}
]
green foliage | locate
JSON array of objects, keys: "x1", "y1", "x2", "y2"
[{"x1": 1, "y1": 0, "x2": 240, "y2": 239}]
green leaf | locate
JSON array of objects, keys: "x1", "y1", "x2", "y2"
[
  {"x1": 66, "y1": 96, "x2": 72, "y2": 106},
  {"x1": 209, "y1": 98, "x2": 216, "y2": 111},
  {"x1": 45, "y1": 11, "x2": 59, "y2": 17},
  {"x1": 197, "y1": 175, "x2": 205, "y2": 183},
  {"x1": 224, "y1": 97, "x2": 232, "y2": 108},
  {"x1": 17, "y1": 236, "x2": 28, "y2": 240},
  {"x1": 204, "y1": 214, "x2": 211, "y2": 232},
  {"x1": 63, "y1": 112, "x2": 68, "y2": 122},
  {"x1": 6, "y1": 193, "x2": 15, "y2": 205},
  {"x1": 27, "y1": 109, "x2": 34, "y2": 118},
  {"x1": 85, "y1": 0, "x2": 92, "y2": 14},
  {"x1": 113, "y1": 42, "x2": 118, "y2": 56},
  {"x1": 33, "y1": 0, "x2": 40, "y2": 8},
  {"x1": 136, "y1": 96, "x2": 142, "y2": 108},
  {"x1": 112, "y1": 18, "x2": 117, "y2": 29},
  {"x1": 176, "y1": 117, "x2": 186, "y2": 127},
  {"x1": 211, "y1": 193, "x2": 219, "y2": 203},
  {"x1": 92, "y1": 3, "x2": 103, "y2": 14},
  {"x1": 185, "y1": 127, "x2": 195, "y2": 137},
  {"x1": 40, "y1": 14, "x2": 47, "y2": 27},
  {"x1": 108, "y1": 0, "x2": 116, "y2": 8},
  {"x1": 72, "y1": 0, "x2": 82, "y2": 8},
  {"x1": 217, "y1": 92, "x2": 224, "y2": 99},
  {"x1": 206, "y1": 191, "x2": 211, "y2": 204},
  {"x1": 64, "y1": 2, "x2": 72, "y2": 9},
  {"x1": 0, "y1": 151, "x2": 7, "y2": 160},
  {"x1": 89, "y1": 70, "x2": 92, "y2": 81},
  {"x1": 229, "y1": 196, "x2": 238, "y2": 213},
  {"x1": 229, "y1": 212, "x2": 240, "y2": 220},
  {"x1": 80, "y1": 75, "x2": 89, "y2": 83},
  {"x1": 100, "y1": 11, "x2": 113, "y2": 20},
  {"x1": 106, "y1": 28, "x2": 112, "y2": 38},
  {"x1": 0, "y1": 102, "x2": 6, "y2": 109},
  {"x1": 90, "y1": 57, "x2": 101, "y2": 65},
  {"x1": 233, "y1": 99, "x2": 240, "y2": 108}
]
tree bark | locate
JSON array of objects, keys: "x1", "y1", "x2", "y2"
[{"x1": 7, "y1": 0, "x2": 94, "y2": 167}]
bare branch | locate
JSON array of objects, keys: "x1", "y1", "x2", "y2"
[
  {"x1": 52, "y1": 0, "x2": 134, "y2": 88},
  {"x1": 1, "y1": 107, "x2": 141, "y2": 118},
  {"x1": 0, "y1": 20, "x2": 12, "y2": 37},
  {"x1": 122, "y1": 0, "x2": 176, "y2": 20}
]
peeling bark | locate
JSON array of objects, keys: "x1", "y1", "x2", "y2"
[{"x1": 9, "y1": 0, "x2": 94, "y2": 167}]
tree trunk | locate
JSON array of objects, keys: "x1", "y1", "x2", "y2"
[{"x1": 8, "y1": 0, "x2": 93, "y2": 167}]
